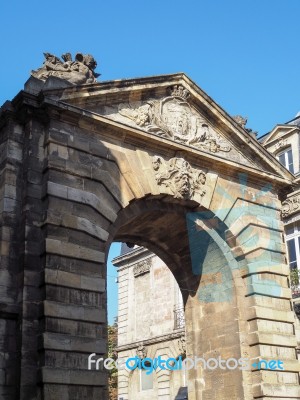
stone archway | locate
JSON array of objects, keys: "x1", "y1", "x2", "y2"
[
  {"x1": 0, "y1": 72, "x2": 299, "y2": 400},
  {"x1": 107, "y1": 196, "x2": 248, "y2": 400}
]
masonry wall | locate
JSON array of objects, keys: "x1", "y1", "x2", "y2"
[
  {"x1": 0, "y1": 115, "x2": 25, "y2": 399},
  {"x1": 0, "y1": 82, "x2": 300, "y2": 400},
  {"x1": 0, "y1": 104, "x2": 114, "y2": 399}
]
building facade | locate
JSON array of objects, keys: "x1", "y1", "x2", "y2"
[
  {"x1": 113, "y1": 244, "x2": 187, "y2": 400},
  {"x1": 261, "y1": 113, "x2": 300, "y2": 299},
  {"x1": 261, "y1": 114, "x2": 300, "y2": 352},
  {"x1": 114, "y1": 113, "x2": 300, "y2": 400}
]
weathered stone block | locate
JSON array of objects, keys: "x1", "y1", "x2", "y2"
[{"x1": 41, "y1": 332, "x2": 106, "y2": 353}]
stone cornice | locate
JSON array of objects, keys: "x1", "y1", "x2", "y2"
[
  {"x1": 116, "y1": 328, "x2": 185, "y2": 352},
  {"x1": 264, "y1": 127, "x2": 300, "y2": 148},
  {"x1": 38, "y1": 96, "x2": 293, "y2": 187},
  {"x1": 3, "y1": 77, "x2": 295, "y2": 188},
  {"x1": 50, "y1": 72, "x2": 296, "y2": 180},
  {"x1": 112, "y1": 246, "x2": 153, "y2": 269}
]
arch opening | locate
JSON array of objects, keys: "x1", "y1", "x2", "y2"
[{"x1": 107, "y1": 196, "x2": 246, "y2": 400}]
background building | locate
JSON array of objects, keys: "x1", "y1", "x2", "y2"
[
  {"x1": 261, "y1": 114, "x2": 300, "y2": 297},
  {"x1": 113, "y1": 244, "x2": 187, "y2": 400},
  {"x1": 260, "y1": 113, "x2": 300, "y2": 355}
]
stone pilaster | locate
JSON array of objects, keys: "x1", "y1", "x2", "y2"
[{"x1": 0, "y1": 114, "x2": 25, "y2": 399}]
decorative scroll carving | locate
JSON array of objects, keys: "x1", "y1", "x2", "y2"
[
  {"x1": 282, "y1": 196, "x2": 300, "y2": 218},
  {"x1": 133, "y1": 260, "x2": 151, "y2": 277},
  {"x1": 118, "y1": 85, "x2": 231, "y2": 153},
  {"x1": 169, "y1": 84, "x2": 190, "y2": 99},
  {"x1": 275, "y1": 138, "x2": 288, "y2": 150},
  {"x1": 152, "y1": 156, "x2": 206, "y2": 200},
  {"x1": 136, "y1": 345, "x2": 147, "y2": 359},
  {"x1": 31, "y1": 52, "x2": 100, "y2": 85},
  {"x1": 174, "y1": 307, "x2": 185, "y2": 330},
  {"x1": 178, "y1": 336, "x2": 186, "y2": 355}
]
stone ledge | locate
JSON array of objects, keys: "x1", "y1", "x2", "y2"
[
  {"x1": 249, "y1": 319, "x2": 294, "y2": 336},
  {"x1": 248, "y1": 331, "x2": 297, "y2": 347},
  {"x1": 117, "y1": 329, "x2": 185, "y2": 352},
  {"x1": 44, "y1": 269, "x2": 105, "y2": 292},
  {"x1": 258, "y1": 398, "x2": 300, "y2": 400},
  {"x1": 47, "y1": 182, "x2": 117, "y2": 222},
  {"x1": 43, "y1": 300, "x2": 106, "y2": 323},
  {"x1": 245, "y1": 286, "x2": 291, "y2": 299},
  {"x1": 41, "y1": 367, "x2": 106, "y2": 385},
  {"x1": 40, "y1": 332, "x2": 106, "y2": 353},
  {"x1": 241, "y1": 264, "x2": 290, "y2": 277},
  {"x1": 246, "y1": 307, "x2": 295, "y2": 323},
  {"x1": 252, "y1": 382, "x2": 300, "y2": 398},
  {"x1": 45, "y1": 211, "x2": 109, "y2": 242},
  {"x1": 46, "y1": 238, "x2": 105, "y2": 263}
]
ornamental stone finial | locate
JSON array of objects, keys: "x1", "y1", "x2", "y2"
[
  {"x1": 31, "y1": 52, "x2": 100, "y2": 85},
  {"x1": 233, "y1": 115, "x2": 257, "y2": 137},
  {"x1": 233, "y1": 115, "x2": 248, "y2": 128}
]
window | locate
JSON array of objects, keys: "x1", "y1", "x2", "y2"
[
  {"x1": 140, "y1": 366, "x2": 153, "y2": 390},
  {"x1": 285, "y1": 222, "x2": 300, "y2": 294},
  {"x1": 278, "y1": 147, "x2": 294, "y2": 173}
]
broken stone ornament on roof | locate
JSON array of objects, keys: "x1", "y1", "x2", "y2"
[{"x1": 31, "y1": 52, "x2": 100, "y2": 85}]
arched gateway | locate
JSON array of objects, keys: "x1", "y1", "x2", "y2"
[{"x1": 0, "y1": 57, "x2": 299, "y2": 399}]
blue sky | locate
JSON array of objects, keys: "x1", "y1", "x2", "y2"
[
  {"x1": 1, "y1": 1, "x2": 300, "y2": 134},
  {"x1": 1, "y1": 0, "x2": 300, "y2": 323}
]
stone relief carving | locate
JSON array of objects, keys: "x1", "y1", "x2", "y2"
[
  {"x1": 136, "y1": 345, "x2": 147, "y2": 359},
  {"x1": 233, "y1": 115, "x2": 257, "y2": 136},
  {"x1": 282, "y1": 195, "x2": 300, "y2": 218},
  {"x1": 178, "y1": 336, "x2": 186, "y2": 356},
  {"x1": 118, "y1": 85, "x2": 231, "y2": 153},
  {"x1": 275, "y1": 138, "x2": 288, "y2": 150},
  {"x1": 133, "y1": 260, "x2": 151, "y2": 277},
  {"x1": 233, "y1": 115, "x2": 248, "y2": 128},
  {"x1": 152, "y1": 156, "x2": 206, "y2": 200},
  {"x1": 31, "y1": 52, "x2": 100, "y2": 85}
]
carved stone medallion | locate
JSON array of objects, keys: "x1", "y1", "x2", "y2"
[
  {"x1": 118, "y1": 85, "x2": 231, "y2": 153},
  {"x1": 152, "y1": 156, "x2": 206, "y2": 200}
]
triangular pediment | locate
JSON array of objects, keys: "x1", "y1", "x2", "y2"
[
  {"x1": 41, "y1": 73, "x2": 294, "y2": 182},
  {"x1": 262, "y1": 125, "x2": 299, "y2": 146}
]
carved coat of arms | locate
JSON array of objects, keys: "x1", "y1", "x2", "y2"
[{"x1": 118, "y1": 85, "x2": 231, "y2": 153}]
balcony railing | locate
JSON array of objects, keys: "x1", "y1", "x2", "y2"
[{"x1": 174, "y1": 306, "x2": 185, "y2": 330}]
